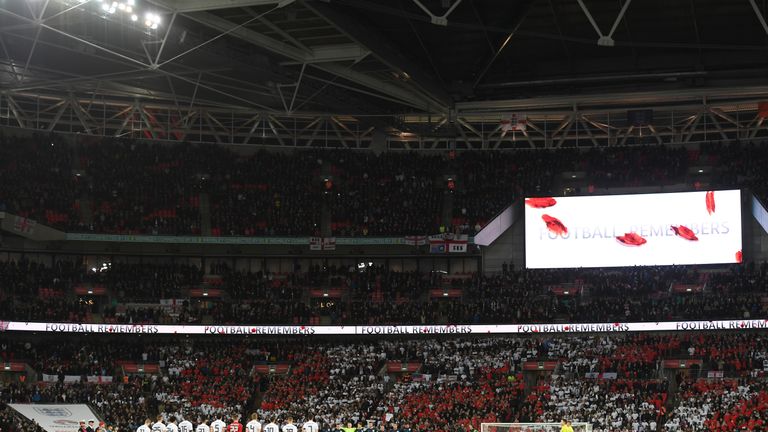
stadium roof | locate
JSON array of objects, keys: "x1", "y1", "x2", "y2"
[{"x1": 2, "y1": 0, "x2": 768, "y2": 147}]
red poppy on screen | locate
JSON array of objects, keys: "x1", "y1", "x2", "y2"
[
  {"x1": 542, "y1": 214, "x2": 567, "y2": 236},
  {"x1": 525, "y1": 197, "x2": 557, "y2": 208},
  {"x1": 736, "y1": 250, "x2": 743, "y2": 263},
  {"x1": 671, "y1": 225, "x2": 698, "y2": 241},
  {"x1": 616, "y1": 232, "x2": 647, "y2": 246},
  {"x1": 706, "y1": 191, "x2": 716, "y2": 215}
]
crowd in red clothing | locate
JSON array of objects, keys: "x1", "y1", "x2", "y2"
[
  {"x1": 2, "y1": 334, "x2": 768, "y2": 431},
  {"x1": 259, "y1": 351, "x2": 330, "y2": 412},
  {"x1": 666, "y1": 379, "x2": 768, "y2": 431},
  {"x1": 391, "y1": 370, "x2": 522, "y2": 432},
  {"x1": 704, "y1": 385, "x2": 768, "y2": 431}
]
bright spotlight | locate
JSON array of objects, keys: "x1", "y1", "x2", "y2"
[
  {"x1": 101, "y1": 3, "x2": 110, "y2": 11},
  {"x1": 131, "y1": 14, "x2": 138, "y2": 21}
]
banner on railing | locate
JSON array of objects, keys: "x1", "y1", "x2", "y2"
[
  {"x1": 40, "y1": 374, "x2": 113, "y2": 384},
  {"x1": 585, "y1": 372, "x2": 618, "y2": 379},
  {"x1": 2, "y1": 319, "x2": 768, "y2": 336},
  {"x1": 64, "y1": 234, "x2": 465, "y2": 246}
]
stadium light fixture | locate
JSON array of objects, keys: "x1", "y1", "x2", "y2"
[{"x1": 83, "y1": 0, "x2": 160, "y2": 29}]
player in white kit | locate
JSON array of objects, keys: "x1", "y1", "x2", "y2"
[
  {"x1": 152, "y1": 415, "x2": 167, "y2": 432},
  {"x1": 211, "y1": 415, "x2": 226, "y2": 432},
  {"x1": 245, "y1": 414, "x2": 262, "y2": 432},
  {"x1": 301, "y1": 418, "x2": 318, "y2": 432},
  {"x1": 281, "y1": 418, "x2": 297, "y2": 432},
  {"x1": 196, "y1": 419, "x2": 210, "y2": 432},
  {"x1": 167, "y1": 417, "x2": 179, "y2": 432},
  {"x1": 138, "y1": 419, "x2": 152, "y2": 432},
  {"x1": 263, "y1": 420, "x2": 279, "y2": 432},
  {"x1": 179, "y1": 418, "x2": 193, "y2": 432}
]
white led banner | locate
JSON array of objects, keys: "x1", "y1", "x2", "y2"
[
  {"x1": 3, "y1": 319, "x2": 767, "y2": 336},
  {"x1": 524, "y1": 190, "x2": 743, "y2": 268}
]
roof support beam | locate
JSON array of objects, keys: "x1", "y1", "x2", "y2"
[
  {"x1": 46, "y1": 100, "x2": 68, "y2": 131},
  {"x1": 303, "y1": 0, "x2": 450, "y2": 112},
  {"x1": 472, "y1": 0, "x2": 536, "y2": 88},
  {"x1": 456, "y1": 86, "x2": 768, "y2": 113},
  {"x1": 749, "y1": 0, "x2": 768, "y2": 36},
  {"x1": 6, "y1": 96, "x2": 27, "y2": 128},
  {"x1": 576, "y1": 0, "x2": 633, "y2": 46},
  {"x1": 147, "y1": 0, "x2": 287, "y2": 13},
  {"x1": 411, "y1": 0, "x2": 462, "y2": 26},
  {"x1": 182, "y1": 10, "x2": 438, "y2": 111},
  {"x1": 249, "y1": 11, "x2": 310, "y2": 52}
]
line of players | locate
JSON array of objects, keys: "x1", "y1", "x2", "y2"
[{"x1": 137, "y1": 414, "x2": 317, "y2": 432}]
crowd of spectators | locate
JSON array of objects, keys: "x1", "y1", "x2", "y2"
[
  {"x1": 81, "y1": 140, "x2": 215, "y2": 235},
  {"x1": 529, "y1": 377, "x2": 666, "y2": 431},
  {"x1": 1, "y1": 379, "x2": 150, "y2": 432},
  {"x1": 325, "y1": 151, "x2": 445, "y2": 236},
  {"x1": 2, "y1": 334, "x2": 768, "y2": 431},
  {"x1": 208, "y1": 150, "x2": 322, "y2": 236},
  {"x1": 0, "y1": 133, "x2": 82, "y2": 231},
  {"x1": 449, "y1": 151, "x2": 567, "y2": 231},
  {"x1": 2, "y1": 258, "x2": 766, "y2": 326},
  {"x1": 6, "y1": 131, "x2": 768, "y2": 238},
  {"x1": 0, "y1": 404, "x2": 46, "y2": 432},
  {"x1": 664, "y1": 379, "x2": 768, "y2": 431}
]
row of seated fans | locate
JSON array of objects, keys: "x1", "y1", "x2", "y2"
[
  {"x1": 2, "y1": 132, "x2": 767, "y2": 237},
  {"x1": 2, "y1": 261, "x2": 766, "y2": 325},
  {"x1": 3, "y1": 334, "x2": 768, "y2": 432},
  {"x1": 665, "y1": 379, "x2": 768, "y2": 431}
]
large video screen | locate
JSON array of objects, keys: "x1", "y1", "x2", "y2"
[{"x1": 524, "y1": 190, "x2": 742, "y2": 269}]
